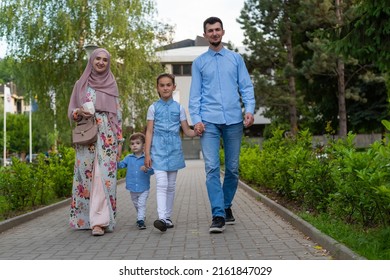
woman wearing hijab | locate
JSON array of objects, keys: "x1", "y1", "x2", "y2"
[{"x1": 68, "y1": 48, "x2": 124, "y2": 236}]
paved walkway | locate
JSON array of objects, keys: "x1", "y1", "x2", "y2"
[{"x1": 0, "y1": 160, "x2": 358, "y2": 260}]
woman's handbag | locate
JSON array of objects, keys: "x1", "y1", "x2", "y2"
[{"x1": 72, "y1": 116, "x2": 98, "y2": 145}]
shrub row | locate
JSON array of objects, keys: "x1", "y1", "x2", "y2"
[
  {"x1": 239, "y1": 129, "x2": 390, "y2": 228},
  {"x1": 0, "y1": 146, "x2": 75, "y2": 220},
  {"x1": 0, "y1": 146, "x2": 129, "y2": 221}
]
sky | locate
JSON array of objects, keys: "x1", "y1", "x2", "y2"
[
  {"x1": 154, "y1": 0, "x2": 246, "y2": 46},
  {"x1": 0, "y1": 0, "x2": 246, "y2": 58}
]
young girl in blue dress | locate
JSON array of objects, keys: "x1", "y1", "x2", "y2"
[{"x1": 144, "y1": 73, "x2": 198, "y2": 232}]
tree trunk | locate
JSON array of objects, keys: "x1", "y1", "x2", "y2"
[
  {"x1": 336, "y1": 0, "x2": 347, "y2": 137},
  {"x1": 337, "y1": 58, "x2": 347, "y2": 137},
  {"x1": 285, "y1": 19, "x2": 298, "y2": 135}
]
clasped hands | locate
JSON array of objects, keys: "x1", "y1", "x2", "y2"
[
  {"x1": 194, "y1": 122, "x2": 205, "y2": 136},
  {"x1": 193, "y1": 113, "x2": 254, "y2": 136}
]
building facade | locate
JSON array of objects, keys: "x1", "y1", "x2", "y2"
[{"x1": 0, "y1": 82, "x2": 30, "y2": 114}]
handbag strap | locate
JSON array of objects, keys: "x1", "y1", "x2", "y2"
[{"x1": 77, "y1": 116, "x2": 95, "y2": 126}]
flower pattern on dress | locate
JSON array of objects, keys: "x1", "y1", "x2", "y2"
[{"x1": 69, "y1": 87, "x2": 122, "y2": 231}]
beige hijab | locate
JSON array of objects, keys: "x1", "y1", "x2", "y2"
[{"x1": 68, "y1": 48, "x2": 119, "y2": 130}]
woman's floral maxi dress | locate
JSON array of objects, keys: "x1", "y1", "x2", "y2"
[{"x1": 69, "y1": 87, "x2": 122, "y2": 231}]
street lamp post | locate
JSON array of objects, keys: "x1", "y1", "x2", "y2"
[
  {"x1": 83, "y1": 44, "x2": 99, "y2": 59},
  {"x1": 3, "y1": 83, "x2": 12, "y2": 166},
  {"x1": 29, "y1": 94, "x2": 32, "y2": 163}
]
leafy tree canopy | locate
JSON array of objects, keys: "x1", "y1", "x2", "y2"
[
  {"x1": 335, "y1": 0, "x2": 390, "y2": 72},
  {"x1": 0, "y1": 0, "x2": 173, "y2": 146}
]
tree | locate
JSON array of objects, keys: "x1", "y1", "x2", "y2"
[
  {"x1": 239, "y1": 0, "x2": 387, "y2": 137},
  {"x1": 334, "y1": 0, "x2": 390, "y2": 118},
  {"x1": 334, "y1": 0, "x2": 347, "y2": 136},
  {"x1": 0, "y1": 113, "x2": 28, "y2": 154},
  {"x1": 299, "y1": 0, "x2": 387, "y2": 136},
  {"x1": 238, "y1": 0, "x2": 303, "y2": 135},
  {"x1": 335, "y1": 0, "x2": 390, "y2": 73},
  {"x1": 0, "y1": 57, "x2": 13, "y2": 84},
  {"x1": 0, "y1": 0, "x2": 173, "y2": 146}
]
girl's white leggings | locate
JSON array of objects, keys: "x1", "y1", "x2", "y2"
[{"x1": 154, "y1": 170, "x2": 178, "y2": 221}]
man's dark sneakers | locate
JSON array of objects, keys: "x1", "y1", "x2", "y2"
[
  {"x1": 225, "y1": 208, "x2": 235, "y2": 225},
  {"x1": 209, "y1": 216, "x2": 225, "y2": 233},
  {"x1": 153, "y1": 219, "x2": 167, "y2": 232}
]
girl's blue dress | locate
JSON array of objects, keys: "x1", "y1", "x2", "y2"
[{"x1": 148, "y1": 98, "x2": 186, "y2": 171}]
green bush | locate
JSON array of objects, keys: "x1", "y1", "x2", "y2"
[
  {"x1": 47, "y1": 146, "x2": 75, "y2": 198},
  {"x1": 239, "y1": 138, "x2": 262, "y2": 184},
  {"x1": 0, "y1": 146, "x2": 75, "y2": 220},
  {"x1": 238, "y1": 130, "x2": 390, "y2": 228},
  {"x1": 292, "y1": 153, "x2": 334, "y2": 213},
  {"x1": 329, "y1": 138, "x2": 390, "y2": 227},
  {"x1": 2, "y1": 158, "x2": 35, "y2": 211},
  {"x1": 238, "y1": 128, "x2": 390, "y2": 259}
]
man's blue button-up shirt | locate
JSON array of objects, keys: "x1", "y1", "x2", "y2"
[{"x1": 189, "y1": 47, "x2": 255, "y2": 125}]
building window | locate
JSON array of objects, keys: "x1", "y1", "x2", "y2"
[
  {"x1": 16, "y1": 99, "x2": 22, "y2": 114},
  {"x1": 172, "y1": 63, "x2": 192, "y2": 76}
]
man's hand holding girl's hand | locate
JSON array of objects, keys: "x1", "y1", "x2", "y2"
[{"x1": 194, "y1": 122, "x2": 205, "y2": 136}]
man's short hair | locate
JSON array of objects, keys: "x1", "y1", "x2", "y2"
[{"x1": 203, "y1": 17, "x2": 223, "y2": 33}]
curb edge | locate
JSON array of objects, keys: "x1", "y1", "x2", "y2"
[
  {"x1": 238, "y1": 179, "x2": 365, "y2": 260},
  {"x1": 0, "y1": 179, "x2": 126, "y2": 234}
]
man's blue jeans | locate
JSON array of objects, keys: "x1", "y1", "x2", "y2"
[{"x1": 200, "y1": 121, "x2": 243, "y2": 218}]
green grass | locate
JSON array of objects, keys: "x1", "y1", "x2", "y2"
[{"x1": 299, "y1": 212, "x2": 390, "y2": 259}]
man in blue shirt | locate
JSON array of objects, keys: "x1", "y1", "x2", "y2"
[{"x1": 189, "y1": 17, "x2": 256, "y2": 233}]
